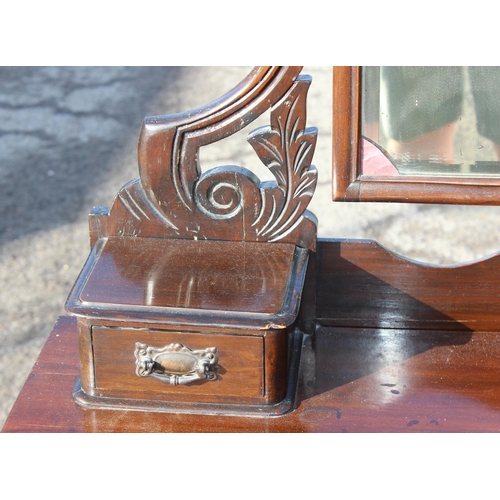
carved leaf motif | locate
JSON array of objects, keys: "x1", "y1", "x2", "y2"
[
  {"x1": 247, "y1": 76, "x2": 318, "y2": 241},
  {"x1": 248, "y1": 128, "x2": 287, "y2": 191}
]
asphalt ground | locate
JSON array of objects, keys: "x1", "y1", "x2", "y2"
[{"x1": 2, "y1": 66, "x2": 500, "y2": 430}]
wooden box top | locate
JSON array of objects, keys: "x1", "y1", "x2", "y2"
[{"x1": 66, "y1": 237, "x2": 309, "y2": 330}]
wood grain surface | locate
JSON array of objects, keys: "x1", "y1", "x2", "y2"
[
  {"x1": 67, "y1": 238, "x2": 310, "y2": 331},
  {"x1": 317, "y1": 239, "x2": 500, "y2": 331},
  {"x1": 92, "y1": 327, "x2": 264, "y2": 400},
  {"x1": 7, "y1": 239, "x2": 500, "y2": 432},
  {"x1": 4, "y1": 240, "x2": 500, "y2": 432},
  {"x1": 5, "y1": 315, "x2": 500, "y2": 432},
  {"x1": 332, "y1": 66, "x2": 360, "y2": 201},
  {"x1": 78, "y1": 238, "x2": 294, "y2": 313}
]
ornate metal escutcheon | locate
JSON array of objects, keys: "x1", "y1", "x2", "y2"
[{"x1": 134, "y1": 342, "x2": 218, "y2": 386}]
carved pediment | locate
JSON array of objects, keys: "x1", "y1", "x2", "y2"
[{"x1": 90, "y1": 67, "x2": 317, "y2": 250}]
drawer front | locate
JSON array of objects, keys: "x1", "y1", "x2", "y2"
[{"x1": 92, "y1": 326, "x2": 265, "y2": 401}]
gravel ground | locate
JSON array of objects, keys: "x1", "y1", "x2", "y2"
[{"x1": 2, "y1": 66, "x2": 500, "y2": 430}]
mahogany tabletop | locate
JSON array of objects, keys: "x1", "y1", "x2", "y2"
[{"x1": 3, "y1": 315, "x2": 500, "y2": 432}]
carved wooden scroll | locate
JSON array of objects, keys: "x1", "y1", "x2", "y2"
[{"x1": 89, "y1": 67, "x2": 318, "y2": 250}]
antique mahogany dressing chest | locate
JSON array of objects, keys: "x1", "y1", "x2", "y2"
[
  {"x1": 8, "y1": 66, "x2": 500, "y2": 433},
  {"x1": 65, "y1": 67, "x2": 318, "y2": 415}
]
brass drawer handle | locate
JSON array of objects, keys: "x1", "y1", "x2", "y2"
[{"x1": 134, "y1": 342, "x2": 218, "y2": 386}]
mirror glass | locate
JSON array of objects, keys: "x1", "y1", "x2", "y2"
[{"x1": 361, "y1": 66, "x2": 500, "y2": 176}]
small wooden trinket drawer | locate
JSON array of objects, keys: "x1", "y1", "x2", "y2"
[
  {"x1": 65, "y1": 67, "x2": 318, "y2": 416},
  {"x1": 67, "y1": 237, "x2": 310, "y2": 414}
]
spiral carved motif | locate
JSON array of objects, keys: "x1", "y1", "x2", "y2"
[{"x1": 194, "y1": 166, "x2": 262, "y2": 221}]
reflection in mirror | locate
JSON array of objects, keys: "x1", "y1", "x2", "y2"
[{"x1": 362, "y1": 67, "x2": 500, "y2": 177}]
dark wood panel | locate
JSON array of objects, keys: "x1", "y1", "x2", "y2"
[
  {"x1": 317, "y1": 239, "x2": 500, "y2": 331},
  {"x1": 80, "y1": 238, "x2": 294, "y2": 314},
  {"x1": 5, "y1": 315, "x2": 500, "y2": 432},
  {"x1": 67, "y1": 238, "x2": 310, "y2": 331},
  {"x1": 8, "y1": 238, "x2": 500, "y2": 432},
  {"x1": 93, "y1": 326, "x2": 264, "y2": 400}
]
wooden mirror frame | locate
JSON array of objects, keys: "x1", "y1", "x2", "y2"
[{"x1": 332, "y1": 66, "x2": 500, "y2": 205}]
